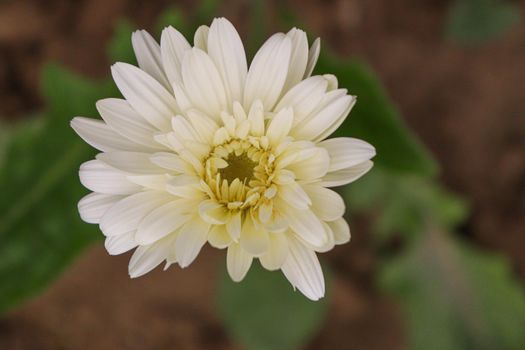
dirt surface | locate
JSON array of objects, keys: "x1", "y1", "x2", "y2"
[{"x1": 1, "y1": 0, "x2": 524, "y2": 349}]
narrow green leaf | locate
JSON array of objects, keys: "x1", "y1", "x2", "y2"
[
  {"x1": 316, "y1": 55, "x2": 438, "y2": 178},
  {"x1": 446, "y1": 0, "x2": 520, "y2": 45},
  {"x1": 380, "y1": 229, "x2": 525, "y2": 350},
  {"x1": 0, "y1": 64, "x2": 115, "y2": 314},
  {"x1": 217, "y1": 262, "x2": 328, "y2": 350}
]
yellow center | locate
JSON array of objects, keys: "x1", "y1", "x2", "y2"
[
  {"x1": 218, "y1": 153, "x2": 257, "y2": 184},
  {"x1": 203, "y1": 138, "x2": 275, "y2": 209}
]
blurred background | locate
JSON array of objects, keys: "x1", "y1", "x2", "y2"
[{"x1": 0, "y1": 0, "x2": 524, "y2": 349}]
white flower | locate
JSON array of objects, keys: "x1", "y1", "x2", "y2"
[{"x1": 71, "y1": 18, "x2": 375, "y2": 300}]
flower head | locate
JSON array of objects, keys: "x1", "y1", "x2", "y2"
[{"x1": 71, "y1": 18, "x2": 375, "y2": 300}]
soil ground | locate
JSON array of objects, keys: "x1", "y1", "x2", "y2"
[{"x1": 1, "y1": 0, "x2": 524, "y2": 349}]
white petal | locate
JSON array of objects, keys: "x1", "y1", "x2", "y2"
[
  {"x1": 247, "y1": 100, "x2": 265, "y2": 136},
  {"x1": 281, "y1": 237, "x2": 325, "y2": 301},
  {"x1": 258, "y1": 201, "x2": 273, "y2": 224},
  {"x1": 96, "y1": 98, "x2": 164, "y2": 150},
  {"x1": 226, "y1": 211, "x2": 242, "y2": 241},
  {"x1": 194, "y1": 25, "x2": 209, "y2": 51},
  {"x1": 79, "y1": 160, "x2": 141, "y2": 195},
  {"x1": 160, "y1": 26, "x2": 191, "y2": 85},
  {"x1": 170, "y1": 115, "x2": 200, "y2": 142},
  {"x1": 172, "y1": 82, "x2": 193, "y2": 112},
  {"x1": 266, "y1": 108, "x2": 293, "y2": 147},
  {"x1": 185, "y1": 109, "x2": 219, "y2": 144},
  {"x1": 105, "y1": 231, "x2": 137, "y2": 255},
  {"x1": 277, "y1": 143, "x2": 317, "y2": 168},
  {"x1": 208, "y1": 224, "x2": 232, "y2": 249},
  {"x1": 311, "y1": 221, "x2": 335, "y2": 253},
  {"x1": 312, "y1": 96, "x2": 356, "y2": 142},
  {"x1": 277, "y1": 199, "x2": 327, "y2": 248},
  {"x1": 97, "y1": 152, "x2": 164, "y2": 174},
  {"x1": 274, "y1": 76, "x2": 328, "y2": 125},
  {"x1": 71, "y1": 117, "x2": 146, "y2": 152},
  {"x1": 199, "y1": 199, "x2": 229, "y2": 224},
  {"x1": 127, "y1": 174, "x2": 169, "y2": 190},
  {"x1": 136, "y1": 200, "x2": 192, "y2": 245},
  {"x1": 227, "y1": 242, "x2": 253, "y2": 282},
  {"x1": 182, "y1": 48, "x2": 228, "y2": 117},
  {"x1": 304, "y1": 38, "x2": 320, "y2": 79},
  {"x1": 282, "y1": 28, "x2": 309, "y2": 93},
  {"x1": 175, "y1": 216, "x2": 211, "y2": 268},
  {"x1": 319, "y1": 137, "x2": 376, "y2": 172},
  {"x1": 150, "y1": 152, "x2": 192, "y2": 173},
  {"x1": 265, "y1": 212, "x2": 289, "y2": 233},
  {"x1": 292, "y1": 93, "x2": 354, "y2": 141},
  {"x1": 208, "y1": 17, "x2": 247, "y2": 106},
  {"x1": 328, "y1": 217, "x2": 351, "y2": 244},
  {"x1": 132, "y1": 30, "x2": 171, "y2": 90},
  {"x1": 243, "y1": 33, "x2": 292, "y2": 110},
  {"x1": 273, "y1": 169, "x2": 296, "y2": 185},
  {"x1": 278, "y1": 181, "x2": 311, "y2": 210},
  {"x1": 286, "y1": 147, "x2": 330, "y2": 180},
  {"x1": 166, "y1": 175, "x2": 203, "y2": 198},
  {"x1": 100, "y1": 191, "x2": 172, "y2": 236},
  {"x1": 240, "y1": 215, "x2": 270, "y2": 256},
  {"x1": 321, "y1": 160, "x2": 374, "y2": 187},
  {"x1": 78, "y1": 192, "x2": 123, "y2": 224},
  {"x1": 129, "y1": 235, "x2": 176, "y2": 278},
  {"x1": 303, "y1": 184, "x2": 345, "y2": 221},
  {"x1": 259, "y1": 233, "x2": 289, "y2": 270},
  {"x1": 111, "y1": 62, "x2": 177, "y2": 131},
  {"x1": 323, "y1": 74, "x2": 338, "y2": 90}
]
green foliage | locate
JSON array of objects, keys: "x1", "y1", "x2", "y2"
[
  {"x1": 217, "y1": 262, "x2": 328, "y2": 350},
  {"x1": 0, "y1": 116, "x2": 43, "y2": 171},
  {"x1": 155, "y1": 6, "x2": 189, "y2": 38},
  {"x1": 194, "y1": 0, "x2": 220, "y2": 24},
  {"x1": 316, "y1": 55, "x2": 438, "y2": 178},
  {"x1": 0, "y1": 64, "x2": 115, "y2": 314},
  {"x1": 0, "y1": 117, "x2": 46, "y2": 190},
  {"x1": 156, "y1": 1, "x2": 218, "y2": 39},
  {"x1": 108, "y1": 19, "x2": 137, "y2": 64},
  {"x1": 247, "y1": 0, "x2": 269, "y2": 57},
  {"x1": 446, "y1": 0, "x2": 520, "y2": 45},
  {"x1": 346, "y1": 168, "x2": 468, "y2": 241},
  {"x1": 380, "y1": 230, "x2": 525, "y2": 350}
]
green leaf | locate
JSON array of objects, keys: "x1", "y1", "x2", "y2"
[
  {"x1": 0, "y1": 116, "x2": 46, "y2": 191},
  {"x1": 217, "y1": 262, "x2": 328, "y2": 350},
  {"x1": 108, "y1": 19, "x2": 137, "y2": 64},
  {"x1": 0, "y1": 64, "x2": 115, "y2": 314},
  {"x1": 380, "y1": 229, "x2": 525, "y2": 350},
  {"x1": 446, "y1": 0, "x2": 520, "y2": 45},
  {"x1": 316, "y1": 55, "x2": 438, "y2": 178},
  {"x1": 345, "y1": 168, "x2": 468, "y2": 241}
]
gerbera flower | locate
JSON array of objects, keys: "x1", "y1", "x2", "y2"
[{"x1": 71, "y1": 18, "x2": 375, "y2": 300}]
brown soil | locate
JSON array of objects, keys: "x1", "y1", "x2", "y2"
[{"x1": 1, "y1": 0, "x2": 524, "y2": 349}]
